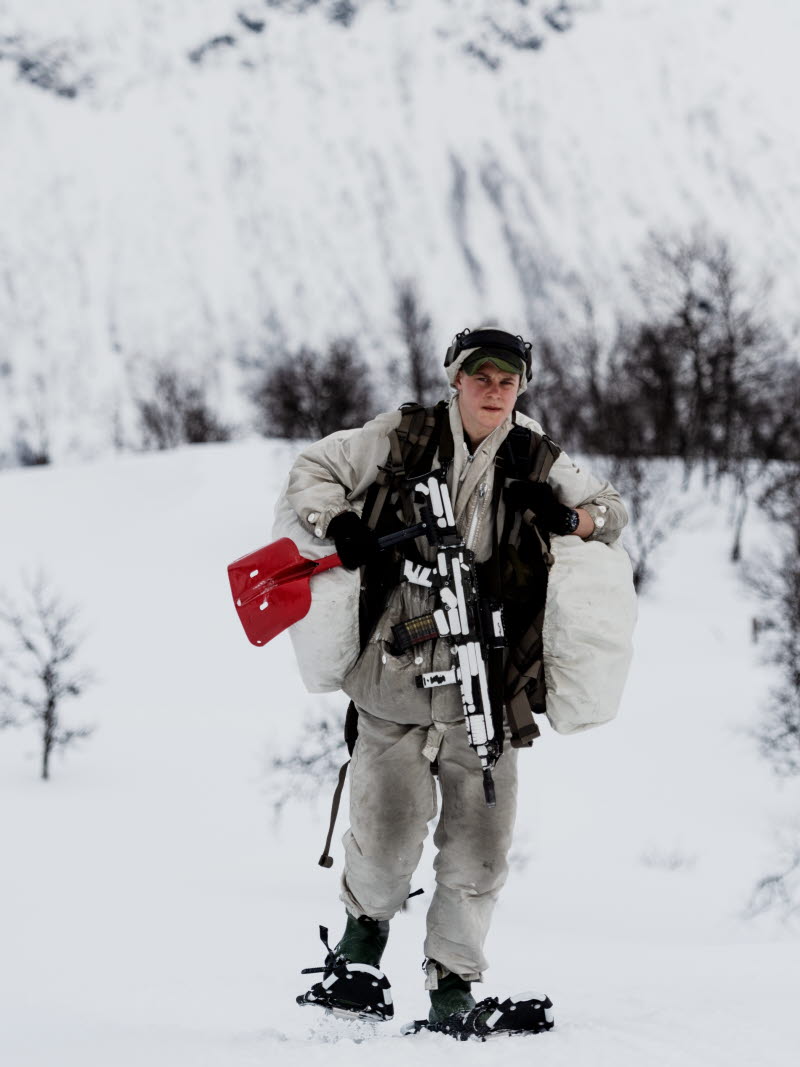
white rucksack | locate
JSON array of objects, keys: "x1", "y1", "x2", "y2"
[
  {"x1": 542, "y1": 535, "x2": 637, "y2": 734},
  {"x1": 271, "y1": 480, "x2": 362, "y2": 693}
]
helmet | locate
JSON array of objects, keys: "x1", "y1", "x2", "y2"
[{"x1": 444, "y1": 327, "x2": 533, "y2": 383}]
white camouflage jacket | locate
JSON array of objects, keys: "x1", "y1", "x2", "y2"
[{"x1": 283, "y1": 398, "x2": 628, "y2": 727}]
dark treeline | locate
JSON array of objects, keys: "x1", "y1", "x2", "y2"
[
  {"x1": 5, "y1": 231, "x2": 797, "y2": 467},
  {"x1": 256, "y1": 232, "x2": 799, "y2": 473},
  {"x1": 248, "y1": 279, "x2": 440, "y2": 441},
  {"x1": 527, "y1": 232, "x2": 799, "y2": 470}
]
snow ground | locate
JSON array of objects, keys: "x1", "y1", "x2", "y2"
[{"x1": 1, "y1": 441, "x2": 799, "y2": 1065}]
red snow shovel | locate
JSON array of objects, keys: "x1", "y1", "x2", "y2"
[{"x1": 228, "y1": 522, "x2": 427, "y2": 647}]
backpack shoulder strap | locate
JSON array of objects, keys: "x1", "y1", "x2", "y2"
[
  {"x1": 363, "y1": 400, "x2": 450, "y2": 530},
  {"x1": 493, "y1": 423, "x2": 562, "y2": 750},
  {"x1": 397, "y1": 399, "x2": 452, "y2": 476},
  {"x1": 499, "y1": 421, "x2": 561, "y2": 484},
  {"x1": 529, "y1": 432, "x2": 561, "y2": 483}
]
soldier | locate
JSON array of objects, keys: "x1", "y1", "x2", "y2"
[{"x1": 287, "y1": 327, "x2": 628, "y2": 1038}]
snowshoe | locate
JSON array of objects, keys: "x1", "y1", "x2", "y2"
[
  {"x1": 402, "y1": 991, "x2": 554, "y2": 1040},
  {"x1": 296, "y1": 923, "x2": 394, "y2": 1022}
]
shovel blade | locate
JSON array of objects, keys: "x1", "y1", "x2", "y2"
[
  {"x1": 228, "y1": 521, "x2": 427, "y2": 650},
  {"x1": 228, "y1": 538, "x2": 314, "y2": 646}
]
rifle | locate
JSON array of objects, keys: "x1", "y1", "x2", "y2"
[{"x1": 390, "y1": 469, "x2": 505, "y2": 807}]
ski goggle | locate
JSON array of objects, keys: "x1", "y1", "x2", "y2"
[{"x1": 444, "y1": 328, "x2": 533, "y2": 382}]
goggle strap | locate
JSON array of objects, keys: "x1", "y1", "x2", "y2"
[{"x1": 445, "y1": 328, "x2": 532, "y2": 379}]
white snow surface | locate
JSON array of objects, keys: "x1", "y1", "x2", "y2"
[
  {"x1": 1, "y1": 440, "x2": 799, "y2": 1065},
  {"x1": 2, "y1": 0, "x2": 800, "y2": 456}
]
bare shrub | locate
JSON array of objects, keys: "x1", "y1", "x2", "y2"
[
  {"x1": 748, "y1": 465, "x2": 800, "y2": 776},
  {"x1": 0, "y1": 574, "x2": 95, "y2": 780},
  {"x1": 507, "y1": 841, "x2": 534, "y2": 874},
  {"x1": 640, "y1": 846, "x2": 698, "y2": 872},
  {"x1": 136, "y1": 366, "x2": 232, "y2": 450},
  {"x1": 745, "y1": 466, "x2": 800, "y2": 915},
  {"x1": 0, "y1": 34, "x2": 92, "y2": 99},
  {"x1": 745, "y1": 826, "x2": 800, "y2": 923},
  {"x1": 251, "y1": 338, "x2": 375, "y2": 440},
  {"x1": 12, "y1": 373, "x2": 51, "y2": 466},
  {"x1": 14, "y1": 423, "x2": 50, "y2": 466},
  {"x1": 187, "y1": 35, "x2": 237, "y2": 63},
  {"x1": 606, "y1": 458, "x2": 686, "y2": 592},
  {"x1": 267, "y1": 706, "x2": 345, "y2": 817},
  {"x1": 328, "y1": 0, "x2": 358, "y2": 27}
]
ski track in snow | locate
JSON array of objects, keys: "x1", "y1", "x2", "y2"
[{"x1": 0, "y1": 441, "x2": 799, "y2": 1066}]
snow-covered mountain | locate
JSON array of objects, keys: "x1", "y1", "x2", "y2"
[{"x1": 1, "y1": 0, "x2": 799, "y2": 455}]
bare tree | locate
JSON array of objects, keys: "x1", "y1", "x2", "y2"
[
  {"x1": 728, "y1": 457, "x2": 771, "y2": 564},
  {"x1": 524, "y1": 297, "x2": 613, "y2": 449},
  {"x1": 393, "y1": 280, "x2": 442, "y2": 407},
  {"x1": 629, "y1": 229, "x2": 789, "y2": 474},
  {"x1": 0, "y1": 575, "x2": 95, "y2": 780},
  {"x1": 536, "y1": 230, "x2": 794, "y2": 471}
]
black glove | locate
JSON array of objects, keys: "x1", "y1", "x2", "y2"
[
  {"x1": 504, "y1": 480, "x2": 579, "y2": 536},
  {"x1": 327, "y1": 511, "x2": 380, "y2": 570}
]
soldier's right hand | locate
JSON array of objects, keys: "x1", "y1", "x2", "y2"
[{"x1": 327, "y1": 511, "x2": 379, "y2": 570}]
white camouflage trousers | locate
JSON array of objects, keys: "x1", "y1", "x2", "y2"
[{"x1": 339, "y1": 707, "x2": 519, "y2": 981}]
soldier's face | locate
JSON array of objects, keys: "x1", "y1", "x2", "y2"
[{"x1": 455, "y1": 362, "x2": 519, "y2": 439}]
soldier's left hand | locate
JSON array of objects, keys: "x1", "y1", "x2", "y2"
[{"x1": 505, "y1": 480, "x2": 579, "y2": 535}]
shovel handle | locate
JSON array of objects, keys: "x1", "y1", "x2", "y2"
[{"x1": 311, "y1": 521, "x2": 429, "y2": 575}]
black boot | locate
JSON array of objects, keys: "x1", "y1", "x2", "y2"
[
  {"x1": 428, "y1": 970, "x2": 475, "y2": 1023},
  {"x1": 334, "y1": 914, "x2": 389, "y2": 969},
  {"x1": 296, "y1": 919, "x2": 393, "y2": 1021}
]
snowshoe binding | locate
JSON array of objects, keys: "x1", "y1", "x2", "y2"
[
  {"x1": 296, "y1": 922, "x2": 393, "y2": 1022},
  {"x1": 402, "y1": 991, "x2": 554, "y2": 1040}
]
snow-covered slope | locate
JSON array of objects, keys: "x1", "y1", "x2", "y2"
[
  {"x1": 1, "y1": 0, "x2": 799, "y2": 455},
  {"x1": 0, "y1": 442, "x2": 798, "y2": 1066}
]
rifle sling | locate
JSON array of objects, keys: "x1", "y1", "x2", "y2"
[
  {"x1": 490, "y1": 440, "x2": 540, "y2": 749},
  {"x1": 318, "y1": 758, "x2": 350, "y2": 869}
]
